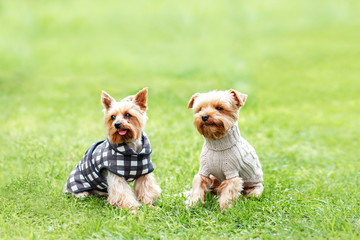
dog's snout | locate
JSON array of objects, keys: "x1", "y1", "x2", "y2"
[
  {"x1": 114, "y1": 122, "x2": 122, "y2": 129},
  {"x1": 202, "y1": 115, "x2": 209, "y2": 122}
]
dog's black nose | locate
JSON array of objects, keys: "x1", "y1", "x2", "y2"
[
  {"x1": 202, "y1": 115, "x2": 209, "y2": 122},
  {"x1": 114, "y1": 122, "x2": 122, "y2": 129}
]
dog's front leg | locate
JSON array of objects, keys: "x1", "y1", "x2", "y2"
[
  {"x1": 217, "y1": 177, "x2": 244, "y2": 213},
  {"x1": 134, "y1": 173, "x2": 161, "y2": 206},
  {"x1": 106, "y1": 173, "x2": 140, "y2": 211},
  {"x1": 186, "y1": 174, "x2": 212, "y2": 206}
]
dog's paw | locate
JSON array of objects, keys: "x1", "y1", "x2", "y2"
[
  {"x1": 185, "y1": 198, "x2": 192, "y2": 207},
  {"x1": 73, "y1": 191, "x2": 90, "y2": 198},
  {"x1": 120, "y1": 201, "x2": 141, "y2": 213},
  {"x1": 185, "y1": 195, "x2": 205, "y2": 207},
  {"x1": 243, "y1": 183, "x2": 264, "y2": 198},
  {"x1": 136, "y1": 186, "x2": 162, "y2": 206},
  {"x1": 218, "y1": 197, "x2": 233, "y2": 213},
  {"x1": 128, "y1": 204, "x2": 140, "y2": 213},
  {"x1": 185, "y1": 198, "x2": 196, "y2": 207},
  {"x1": 138, "y1": 195, "x2": 156, "y2": 206},
  {"x1": 109, "y1": 196, "x2": 141, "y2": 212},
  {"x1": 245, "y1": 189, "x2": 261, "y2": 198}
]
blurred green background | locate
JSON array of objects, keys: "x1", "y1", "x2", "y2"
[{"x1": 0, "y1": 0, "x2": 359, "y2": 239}]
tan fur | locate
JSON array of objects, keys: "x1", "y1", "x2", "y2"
[
  {"x1": 68, "y1": 88, "x2": 160, "y2": 211},
  {"x1": 71, "y1": 190, "x2": 90, "y2": 198},
  {"x1": 101, "y1": 88, "x2": 148, "y2": 144},
  {"x1": 228, "y1": 89, "x2": 247, "y2": 107},
  {"x1": 133, "y1": 88, "x2": 148, "y2": 111},
  {"x1": 106, "y1": 173, "x2": 141, "y2": 212},
  {"x1": 134, "y1": 173, "x2": 162, "y2": 205},
  {"x1": 242, "y1": 182, "x2": 264, "y2": 198},
  {"x1": 217, "y1": 177, "x2": 243, "y2": 213},
  {"x1": 187, "y1": 92, "x2": 200, "y2": 109},
  {"x1": 185, "y1": 174, "x2": 212, "y2": 206},
  {"x1": 209, "y1": 175, "x2": 221, "y2": 195},
  {"x1": 187, "y1": 89, "x2": 263, "y2": 212},
  {"x1": 188, "y1": 90, "x2": 246, "y2": 140}
]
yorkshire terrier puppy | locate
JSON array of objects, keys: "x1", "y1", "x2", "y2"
[
  {"x1": 65, "y1": 88, "x2": 161, "y2": 211},
  {"x1": 186, "y1": 89, "x2": 264, "y2": 212}
]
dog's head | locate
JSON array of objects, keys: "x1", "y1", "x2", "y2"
[
  {"x1": 188, "y1": 89, "x2": 247, "y2": 140},
  {"x1": 101, "y1": 88, "x2": 148, "y2": 144}
]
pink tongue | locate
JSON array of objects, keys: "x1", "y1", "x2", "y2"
[{"x1": 118, "y1": 130, "x2": 127, "y2": 136}]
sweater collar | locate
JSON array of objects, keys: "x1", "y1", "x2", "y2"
[{"x1": 204, "y1": 124, "x2": 241, "y2": 151}]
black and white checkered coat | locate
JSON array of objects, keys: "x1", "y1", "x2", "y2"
[{"x1": 66, "y1": 132, "x2": 154, "y2": 194}]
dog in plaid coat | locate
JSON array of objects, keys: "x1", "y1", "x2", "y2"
[{"x1": 65, "y1": 88, "x2": 161, "y2": 211}]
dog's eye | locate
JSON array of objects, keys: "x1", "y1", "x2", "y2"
[
  {"x1": 111, "y1": 115, "x2": 116, "y2": 120},
  {"x1": 216, "y1": 107, "x2": 223, "y2": 111},
  {"x1": 124, "y1": 113, "x2": 132, "y2": 119}
]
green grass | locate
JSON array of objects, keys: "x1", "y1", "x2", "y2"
[{"x1": 1, "y1": 0, "x2": 360, "y2": 239}]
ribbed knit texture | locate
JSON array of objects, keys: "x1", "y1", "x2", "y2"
[{"x1": 199, "y1": 124, "x2": 263, "y2": 183}]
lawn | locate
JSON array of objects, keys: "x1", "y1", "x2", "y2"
[{"x1": 1, "y1": 0, "x2": 359, "y2": 239}]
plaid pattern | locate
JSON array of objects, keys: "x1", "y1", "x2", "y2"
[{"x1": 66, "y1": 132, "x2": 154, "y2": 194}]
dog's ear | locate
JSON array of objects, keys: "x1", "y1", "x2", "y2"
[
  {"x1": 101, "y1": 91, "x2": 116, "y2": 111},
  {"x1": 228, "y1": 89, "x2": 247, "y2": 107},
  {"x1": 134, "y1": 87, "x2": 148, "y2": 111},
  {"x1": 188, "y1": 93, "x2": 200, "y2": 109}
]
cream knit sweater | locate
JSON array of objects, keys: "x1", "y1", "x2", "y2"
[{"x1": 199, "y1": 124, "x2": 263, "y2": 183}]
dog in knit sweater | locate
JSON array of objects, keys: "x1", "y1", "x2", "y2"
[
  {"x1": 65, "y1": 88, "x2": 161, "y2": 212},
  {"x1": 186, "y1": 89, "x2": 264, "y2": 212}
]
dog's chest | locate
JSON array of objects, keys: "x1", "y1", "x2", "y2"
[
  {"x1": 126, "y1": 138, "x2": 143, "y2": 153},
  {"x1": 200, "y1": 148, "x2": 228, "y2": 181}
]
